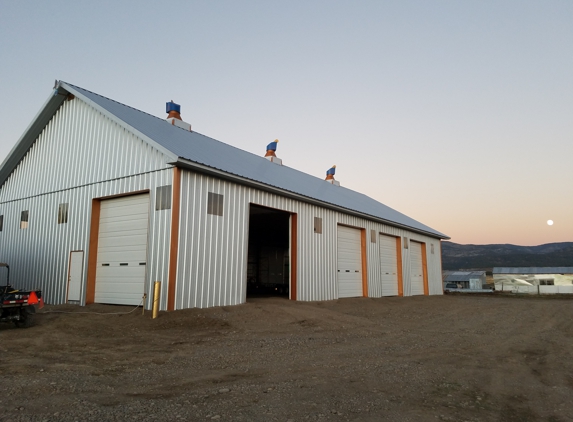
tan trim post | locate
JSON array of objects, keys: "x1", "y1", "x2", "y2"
[
  {"x1": 361, "y1": 229, "x2": 368, "y2": 297},
  {"x1": 396, "y1": 236, "x2": 404, "y2": 297},
  {"x1": 167, "y1": 167, "x2": 181, "y2": 311},
  {"x1": 422, "y1": 243, "x2": 429, "y2": 295},
  {"x1": 290, "y1": 213, "x2": 298, "y2": 301},
  {"x1": 86, "y1": 199, "x2": 101, "y2": 304}
]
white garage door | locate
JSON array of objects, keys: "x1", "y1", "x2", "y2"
[
  {"x1": 337, "y1": 226, "x2": 363, "y2": 298},
  {"x1": 95, "y1": 194, "x2": 150, "y2": 305},
  {"x1": 379, "y1": 234, "x2": 399, "y2": 296},
  {"x1": 410, "y1": 241, "x2": 425, "y2": 296}
]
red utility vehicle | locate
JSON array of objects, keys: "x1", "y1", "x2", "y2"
[{"x1": 0, "y1": 263, "x2": 43, "y2": 328}]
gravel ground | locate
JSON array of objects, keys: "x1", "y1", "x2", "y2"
[{"x1": 1, "y1": 294, "x2": 573, "y2": 421}]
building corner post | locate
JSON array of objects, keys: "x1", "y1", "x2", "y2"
[{"x1": 167, "y1": 166, "x2": 181, "y2": 311}]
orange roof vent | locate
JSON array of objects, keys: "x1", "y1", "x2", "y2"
[
  {"x1": 166, "y1": 101, "x2": 192, "y2": 131},
  {"x1": 325, "y1": 165, "x2": 340, "y2": 186},
  {"x1": 265, "y1": 139, "x2": 282, "y2": 165}
]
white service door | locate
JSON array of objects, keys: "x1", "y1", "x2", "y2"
[
  {"x1": 410, "y1": 241, "x2": 424, "y2": 296},
  {"x1": 95, "y1": 194, "x2": 150, "y2": 305},
  {"x1": 379, "y1": 234, "x2": 399, "y2": 296},
  {"x1": 67, "y1": 251, "x2": 84, "y2": 302},
  {"x1": 337, "y1": 226, "x2": 363, "y2": 298}
]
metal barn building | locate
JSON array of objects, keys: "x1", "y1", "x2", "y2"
[
  {"x1": 443, "y1": 271, "x2": 486, "y2": 289},
  {"x1": 0, "y1": 81, "x2": 448, "y2": 311}
]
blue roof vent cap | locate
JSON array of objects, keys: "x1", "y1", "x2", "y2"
[{"x1": 166, "y1": 101, "x2": 181, "y2": 114}]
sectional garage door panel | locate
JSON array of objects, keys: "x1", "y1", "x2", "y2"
[
  {"x1": 95, "y1": 194, "x2": 150, "y2": 305},
  {"x1": 337, "y1": 226, "x2": 363, "y2": 298},
  {"x1": 410, "y1": 241, "x2": 425, "y2": 296},
  {"x1": 379, "y1": 234, "x2": 399, "y2": 296}
]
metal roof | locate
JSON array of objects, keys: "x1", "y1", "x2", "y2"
[
  {"x1": 444, "y1": 271, "x2": 485, "y2": 282},
  {"x1": 493, "y1": 267, "x2": 573, "y2": 274},
  {"x1": 0, "y1": 81, "x2": 448, "y2": 239}
]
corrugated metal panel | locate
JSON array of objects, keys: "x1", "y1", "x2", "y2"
[
  {"x1": 175, "y1": 170, "x2": 444, "y2": 309},
  {"x1": 61, "y1": 82, "x2": 447, "y2": 239},
  {"x1": 0, "y1": 98, "x2": 168, "y2": 202},
  {"x1": 0, "y1": 97, "x2": 174, "y2": 308},
  {"x1": 493, "y1": 267, "x2": 573, "y2": 274},
  {"x1": 0, "y1": 169, "x2": 173, "y2": 307}
]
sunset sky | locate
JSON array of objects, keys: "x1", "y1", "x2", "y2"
[{"x1": 1, "y1": 1, "x2": 571, "y2": 246}]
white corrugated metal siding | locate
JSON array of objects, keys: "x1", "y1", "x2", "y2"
[
  {"x1": 0, "y1": 97, "x2": 174, "y2": 308},
  {"x1": 175, "y1": 170, "x2": 444, "y2": 309}
]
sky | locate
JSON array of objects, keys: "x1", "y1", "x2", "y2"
[{"x1": 1, "y1": 1, "x2": 572, "y2": 246}]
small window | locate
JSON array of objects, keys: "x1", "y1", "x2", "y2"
[
  {"x1": 431, "y1": 243, "x2": 434, "y2": 254},
  {"x1": 156, "y1": 185, "x2": 172, "y2": 210},
  {"x1": 20, "y1": 210, "x2": 29, "y2": 229},
  {"x1": 0, "y1": 215, "x2": 3, "y2": 232},
  {"x1": 314, "y1": 217, "x2": 322, "y2": 234},
  {"x1": 207, "y1": 192, "x2": 224, "y2": 216},
  {"x1": 58, "y1": 203, "x2": 69, "y2": 224},
  {"x1": 403, "y1": 237, "x2": 408, "y2": 249},
  {"x1": 370, "y1": 229, "x2": 376, "y2": 243}
]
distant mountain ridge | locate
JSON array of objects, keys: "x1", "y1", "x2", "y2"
[{"x1": 442, "y1": 241, "x2": 573, "y2": 270}]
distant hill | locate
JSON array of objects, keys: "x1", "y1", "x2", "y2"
[{"x1": 441, "y1": 241, "x2": 573, "y2": 270}]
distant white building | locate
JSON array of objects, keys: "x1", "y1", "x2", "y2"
[{"x1": 493, "y1": 267, "x2": 573, "y2": 293}]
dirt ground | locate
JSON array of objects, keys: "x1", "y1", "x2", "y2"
[{"x1": 1, "y1": 294, "x2": 573, "y2": 422}]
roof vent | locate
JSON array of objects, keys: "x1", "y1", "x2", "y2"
[
  {"x1": 166, "y1": 101, "x2": 192, "y2": 131},
  {"x1": 325, "y1": 165, "x2": 340, "y2": 186},
  {"x1": 265, "y1": 139, "x2": 282, "y2": 165}
]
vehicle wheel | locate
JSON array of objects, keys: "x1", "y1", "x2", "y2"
[{"x1": 14, "y1": 309, "x2": 35, "y2": 328}]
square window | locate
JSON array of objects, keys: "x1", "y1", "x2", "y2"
[
  {"x1": 58, "y1": 203, "x2": 69, "y2": 224},
  {"x1": 20, "y1": 210, "x2": 29, "y2": 229},
  {"x1": 156, "y1": 185, "x2": 172, "y2": 211},
  {"x1": 207, "y1": 192, "x2": 224, "y2": 216},
  {"x1": 314, "y1": 217, "x2": 322, "y2": 234}
]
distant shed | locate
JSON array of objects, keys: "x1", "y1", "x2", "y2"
[{"x1": 444, "y1": 271, "x2": 486, "y2": 289}]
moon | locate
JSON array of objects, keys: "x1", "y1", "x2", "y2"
[{"x1": 547, "y1": 220, "x2": 554, "y2": 226}]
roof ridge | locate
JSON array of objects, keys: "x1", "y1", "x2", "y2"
[
  {"x1": 62, "y1": 81, "x2": 176, "y2": 126},
  {"x1": 61, "y1": 81, "x2": 297, "y2": 171}
]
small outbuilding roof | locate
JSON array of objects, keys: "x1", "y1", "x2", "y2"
[
  {"x1": 444, "y1": 271, "x2": 485, "y2": 282},
  {"x1": 493, "y1": 267, "x2": 573, "y2": 274},
  {"x1": 0, "y1": 81, "x2": 448, "y2": 239}
]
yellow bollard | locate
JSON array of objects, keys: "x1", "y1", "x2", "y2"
[{"x1": 152, "y1": 281, "x2": 161, "y2": 319}]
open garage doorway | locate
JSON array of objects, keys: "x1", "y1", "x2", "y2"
[{"x1": 247, "y1": 204, "x2": 293, "y2": 298}]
